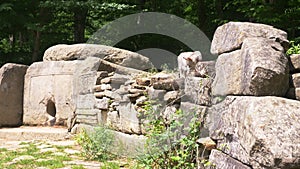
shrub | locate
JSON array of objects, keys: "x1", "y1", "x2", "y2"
[
  {"x1": 286, "y1": 41, "x2": 300, "y2": 55},
  {"x1": 137, "y1": 101, "x2": 205, "y2": 169},
  {"x1": 75, "y1": 125, "x2": 116, "y2": 161}
]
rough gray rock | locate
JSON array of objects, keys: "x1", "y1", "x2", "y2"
[
  {"x1": 209, "y1": 149, "x2": 252, "y2": 169},
  {"x1": 195, "y1": 61, "x2": 215, "y2": 78},
  {"x1": 164, "y1": 91, "x2": 180, "y2": 104},
  {"x1": 183, "y1": 77, "x2": 212, "y2": 106},
  {"x1": 0, "y1": 63, "x2": 28, "y2": 127},
  {"x1": 211, "y1": 22, "x2": 288, "y2": 55},
  {"x1": 291, "y1": 73, "x2": 300, "y2": 88},
  {"x1": 150, "y1": 73, "x2": 179, "y2": 91},
  {"x1": 180, "y1": 102, "x2": 209, "y2": 138},
  {"x1": 107, "y1": 102, "x2": 141, "y2": 134},
  {"x1": 43, "y1": 44, "x2": 153, "y2": 70},
  {"x1": 208, "y1": 96, "x2": 300, "y2": 169},
  {"x1": 94, "y1": 97, "x2": 110, "y2": 110},
  {"x1": 212, "y1": 50, "x2": 243, "y2": 96},
  {"x1": 289, "y1": 54, "x2": 300, "y2": 73},
  {"x1": 23, "y1": 61, "x2": 78, "y2": 127},
  {"x1": 212, "y1": 38, "x2": 289, "y2": 96}
]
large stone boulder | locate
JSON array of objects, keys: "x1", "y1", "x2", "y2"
[
  {"x1": 212, "y1": 37, "x2": 289, "y2": 96},
  {"x1": 23, "y1": 61, "x2": 78, "y2": 127},
  {"x1": 208, "y1": 96, "x2": 300, "y2": 169},
  {"x1": 211, "y1": 22, "x2": 288, "y2": 55},
  {"x1": 0, "y1": 63, "x2": 28, "y2": 126},
  {"x1": 107, "y1": 102, "x2": 141, "y2": 134},
  {"x1": 183, "y1": 77, "x2": 212, "y2": 106},
  {"x1": 43, "y1": 44, "x2": 153, "y2": 70},
  {"x1": 209, "y1": 149, "x2": 251, "y2": 169}
]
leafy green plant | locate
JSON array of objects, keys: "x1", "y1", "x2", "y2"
[
  {"x1": 137, "y1": 101, "x2": 205, "y2": 169},
  {"x1": 287, "y1": 41, "x2": 300, "y2": 55},
  {"x1": 0, "y1": 141, "x2": 76, "y2": 169},
  {"x1": 102, "y1": 161, "x2": 120, "y2": 169},
  {"x1": 75, "y1": 125, "x2": 116, "y2": 161}
]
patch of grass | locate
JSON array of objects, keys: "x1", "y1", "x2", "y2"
[
  {"x1": 102, "y1": 161, "x2": 120, "y2": 169},
  {"x1": 72, "y1": 165, "x2": 86, "y2": 169},
  {"x1": 0, "y1": 141, "x2": 76, "y2": 169},
  {"x1": 35, "y1": 159, "x2": 65, "y2": 169}
]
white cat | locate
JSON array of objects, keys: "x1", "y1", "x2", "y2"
[{"x1": 177, "y1": 51, "x2": 202, "y2": 77}]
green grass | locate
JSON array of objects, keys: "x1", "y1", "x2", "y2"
[
  {"x1": 0, "y1": 140, "x2": 138, "y2": 169},
  {"x1": 0, "y1": 141, "x2": 85, "y2": 169}
]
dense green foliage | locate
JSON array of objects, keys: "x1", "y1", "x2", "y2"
[
  {"x1": 0, "y1": 0, "x2": 299, "y2": 66},
  {"x1": 75, "y1": 125, "x2": 117, "y2": 161},
  {"x1": 137, "y1": 101, "x2": 205, "y2": 168}
]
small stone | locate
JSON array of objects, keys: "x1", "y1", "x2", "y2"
[
  {"x1": 125, "y1": 80, "x2": 135, "y2": 86},
  {"x1": 164, "y1": 91, "x2": 180, "y2": 103},
  {"x1": 108, "y1": 72, "x2": 115, "y2": 76},
  {"x1": 196, "y1": 137, "x2": 216, "y2": 150},
  {"x1": 101, "y1": 77, "x2": 111, "y2": 84},
  {"x1": 129, "y1": 88, "x2": 146, "y2": 95},
  {"x1": 136, "y1": 96, "x2": 148, "y2": 106},
  {"x1": 94, "y1": 92, "x2": 104, "y2": 98},
  {"x1": 115, "y1": 85, "x2": 130, "y2": 95},
  {"x1": 289, "y1": 54, "x2": 300, "y2": 72},
  {"x1": 153, "y1": 79, "x2": 179, "y2": 91},
  {"x1": 95, "y1": 97, "x2": 110, "y2": 110},
  {"x1": 146, "y1": 87, "x2": 167, "y2": 101},
  {"x1": 11, "y1": 155, "x2": 35, "y2": 164},
  {"x1": 150, "y1": 73, "x2": 173, "y2": 84},
  {"x1": 291, "y1": 73, "x2": 300, "y2": 88},
  {"x1": 96, "y1": 71, "x2": 109, "y2": 84},
  {"x1": 136, "y1": 77, "x2": 151, "y2": 86},
  {"x1": 64, "y1": 149, "x2": 81, "y2": 155},
  {"x1": 127, "y1": 93, "x2": 141, "y2": 103},
  {"x1": 93, "y1": 84, "x2": 112, "y2": 92},
  {"x1": 40, "y1": 147, "x2": 57, "y2": 153},
  {"x1": 94, "y1": 90, "x2": 121, "y2": 100},
  {"x1": 132, "y1": 84, "x2": 147, "y2": 90}
]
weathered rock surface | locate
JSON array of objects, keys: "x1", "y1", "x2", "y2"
[
  {"x1": 212, "y1": 38, "x2": 289, "y2": 96},
  {"x1": 98, "y1": 59, "x2": 144, "y2": 75},
  {"x1": 211, "y1": 22, "x2": 288, "y2": 55},
  {"x1": 180, "y1": 102, "x2": 209, "y2": 138},
  {"x1": 291, "y1": 73, "x2": 300, "y2": 88},
  {"x1": 208, "y1": 96, "x2": 300, "y2": 169},
  {"x1": 209, "y1": 149, "x2": 252, "y2": 169},
  {"x1": 289, "y1": 54, "x2": 300, "y2": 73},
  {"x1": 43, "y1": 44, "x2": 153, "y2": 70},
  {"x1": 23, "y1": 61, "x2": 78, "y2": 127},
  {"x1": 183, "y1": 77, "x2": 212, "y2": 106},
  {"x1": 107, "y1": 102, "x2": 141, "y2": 134},
  {"x1": 0, "y1": 63, "x2": 28, "y2": 126},
  {"x1": 195, "y1": 61, "x2": 215, "y2": 78}
]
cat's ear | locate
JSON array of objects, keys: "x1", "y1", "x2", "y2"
[{"x1": 184, "y1": 57, "x2": 193, "y2": 61}]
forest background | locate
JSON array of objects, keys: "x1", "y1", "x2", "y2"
[{"x1": 0, "y1": 0, "x2": 299, "y2": 66}]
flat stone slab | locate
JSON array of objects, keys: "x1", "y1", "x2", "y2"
[{"x1": 0, "y1": 126, "x2": 70, "y2": 141}]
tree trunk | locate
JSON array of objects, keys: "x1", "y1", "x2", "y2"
[
  {"x1": 32, "y1": 30, "x2": 41, "y2": 62},
  {"x1": 215, "y1": 0, "x2": 223, "y2": 21},
  {"x1": 198, "y1": 0, "x2": 207, "y2": 31},
  {"x1": 74, "y1": 8, "x2": 88, "y2": 43}
]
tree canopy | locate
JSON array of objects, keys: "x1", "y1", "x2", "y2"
[{"x1": 0, "y1": 0, "x2": 299, "y2": 66}]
